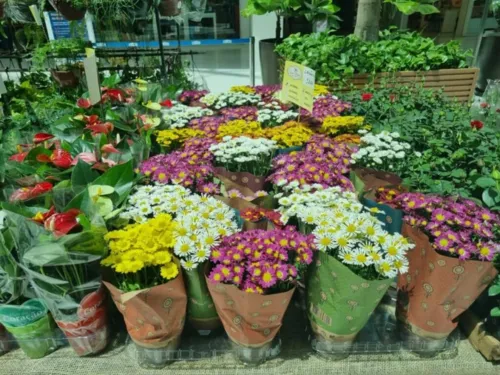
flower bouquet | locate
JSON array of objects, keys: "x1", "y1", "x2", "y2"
[
  {"x1": 201, "y1": 92, "x2": 260, "y2": 110},
  {"x1": 278, "y1": 186, "x2": 413, "y2": 358},
  {"x1": 256, "y1": 102, "x2": 298, "y2": 128},
  {"x1": 207, "y1": 228, "x2": 314, "y2": 365},
  {"x1": 102, "y1": 213, "x2": 187, "y2": 368},
  {"x1": 119, "y1": 185, "x2": 238, "y2": 331},
  {"x1": 388, "y1": 193, "x2": 500, "y2": 351},
  {"x1": 210, "y1": 136, "x2": 278, "y2": 193}
]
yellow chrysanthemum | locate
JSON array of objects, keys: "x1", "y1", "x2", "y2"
[
  {"x1": 156, "y1": 128, "x2": 206, "y2": 148},
  {"x1": 217, "y1": 120, "x2": 264, "y2": 139},
  {"x1": 160, "y1": 263, "x2": 179, "y2": 280},
  {"x1": 264, "y1": 121, "x2": 313, "y2": 148},
  {"x1": 230, "y1": 85, "x2": 256, "y2": 94},
  {"x1": 321, "y1": 116, "x2": 367, "y2": 136}
]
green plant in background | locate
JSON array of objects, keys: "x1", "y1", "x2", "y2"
[
  {"x1": 276, "y1": 29, "x2": 471, "y2": 84},
  {"x1": 89, "y1": 0, "x2": 140, "y2": 24},
  {"x1": 31, "y1": 37, "x2": 87, "y2": 71},
  {"x1": 341, "y1": 85, "x2": 500, "y2": 210},
  {"x1": 489, "y1": 255, "x2": 500, "y2": 319},
  {"x1": 491, "y1": 0, "x2": 500, "y2": 28}
]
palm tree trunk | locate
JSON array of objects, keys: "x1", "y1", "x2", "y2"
[{"x1": 354, "y1": 0, "x2": 382, "y2": 41}]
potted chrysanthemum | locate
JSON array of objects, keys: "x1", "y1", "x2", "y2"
[
  {"x1": 278, "y1": 186, "x2": 414, "y2": 358},
  {"x1": 210, "y1": 136, "x2": 278, "y2": 193},
  {"x1": 119, "y1": 184, "x2": 239, "y2": 332},
  {"x1": 206, "y1": 228, "x2": 315, "y2": 365},
  {"x1": 102, "y1": 213, "x2": 187, "y2": 369},
  {"x1": 383, "y1": 192, "x2": 500, "y2": 352}
]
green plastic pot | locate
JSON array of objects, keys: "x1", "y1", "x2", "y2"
[{"x1": 4, "y1": 314, "x2": 57, "y2": 359}]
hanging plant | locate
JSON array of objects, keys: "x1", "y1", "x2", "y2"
[
  {"x1": 48, "y1": 0, "x2": 87, "y2": 21},
  {"x1": 4, "y1": 0, "x2": 38, "y2": 24}
]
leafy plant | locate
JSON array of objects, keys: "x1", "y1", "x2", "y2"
[
  {"x1": 276, "y1": 29, "x2": 471, "y2": 83},
  {"x1": 341, "y1": 85, "x2": 500, "y2": 209},
  {"x1": 31, "y1": 37, "x2": 87, "y2": 71},
  {"x1": 384, "y1": 0, "x2": 439, "y2": 15},
  {"x1": 489, "y1": 255, "x2": 500, "y2": 318}
]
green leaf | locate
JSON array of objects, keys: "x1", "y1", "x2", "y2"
[
  {"x1": 450, "y1": 169, "x2": 466, "y2": 178},
  {"x1": 491, "y1": 307, "x2": 500, "y2": 317},
  {"x1": 476, "y1": 177, "x2": 497, "y2": 188},
  {"x1": 71, "y1": 160, "x2": 99, "y2": 194},
  {"x1": 483, "y1": 188, "x2": 500, "y2": 207},
  {"x1": 489, "y1": 283, "x2": 500, "y2": 297},
  {"x1": 94, "y1": 197, "x2": 114, "y2": 216}
]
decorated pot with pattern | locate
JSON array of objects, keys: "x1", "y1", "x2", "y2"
[
  {"x1": 396, "y1": 224, "x2": 498, "y2": 341},
  {"x1": 307, "y1": 251, "x2": 392, "y2": 351}
]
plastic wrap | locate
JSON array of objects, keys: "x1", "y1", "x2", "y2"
[
  {"x1": 2, "y1": 209, "x2": 110, "y2": 356},
  {"x1": 215, "y1": 167, "x2": 267, "y2": 193}
]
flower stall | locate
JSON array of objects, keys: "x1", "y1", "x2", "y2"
[{"x1": 0, "y1": 73, "x2": 499, "y2": 371}]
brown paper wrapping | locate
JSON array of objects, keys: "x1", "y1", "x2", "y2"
[
  {"x1": 353, "y1": 167, "x2": 403, "y2": 193},
  {"x1": 215, "y1": 195, "x2": 270, "y2": 231},
  {"x1": 103, "y1": 274, "x2": 187, "y2": 349},
  {"x1": 215, "y1": 167, "x2": 266, "y2": 193},
  {"x1": 206, "y1": 277, "x2": 295, "y2": 348},
  {"x1": 459, "y1": 310, "x2": 500, "y2": 361},
  {"x1": 396, "y1": 224, "x2": 498, "y2": 339}
]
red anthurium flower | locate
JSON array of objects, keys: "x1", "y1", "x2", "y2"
[
  {"x1": 50, "y1": 149, "x2": 73, "y2": 169},
  {"x1": 9, "y1": 152, "x2": 28, "y2": 162},
  {"x1": 480, "y1": 102, "x2": 489, "y2": 109},
  {"x1": 31, "y1": 182, "x2": 54, "y2": 197},
  {"x1": 33, "y1": 133, "x2": 55, "y2": 144},
  {"x1": 471, "y1": 120, "x2": 484, "y2": 130},
  {"x1": 44, "y1": 209, "x2": 81, "y2": 237},
  {"x1": 101, "y1": 144, "x2": 120, "y2": 154},
  {"x1": 85, "y1": 122, "x2": 114, "y2": 136},
  {"x1": 36, "y1": 153, "x2": 52, "y2": 163},
  {"x1": 77, "y1": 98, "x2": 92, "y2": 109},
  {"x1": 361, "y1": 93, "x2": 373, "y2": 102},
  {"x1": 10, "y1": 182, "x2": 53, "y2": 202},
  {"x1": 84, "y1": 115, "x2": 100, "y2": 125},
  {"x1": 102, "y1": 88, "x2": 125, "y2": 103},
  {"x1": 389, "y1": 94, "x2": 397, "y2": 103},
  {"x1": 32, "y1": 206, "x2": 56, "y2": 224},
  {"x1": 72, "y1": 152, "x2": 97, "y2": 165},
  {"x1": 160, "y1": 98, "x2": 173, "y2": 108}
]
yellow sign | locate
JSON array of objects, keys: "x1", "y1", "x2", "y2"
[
  {"x1": 85, "y1": 48, "x2": 96, "y2": 58},
  {"x1": 281, "y1": 61, "x2": 316, "y2": 113}
]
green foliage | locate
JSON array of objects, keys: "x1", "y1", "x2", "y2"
[
  {"x1": 31, "y1": 37, "x2": 87, "y2": 71},
  {"x1": 341, "y1": 85, "x2": 500, "y2": 209},
  {"x1": 276, "y1": 30, "x2": 471, "y2": 83},
  {"x1": 384, "y1": 0, "x2": 440, "y2": 15}
]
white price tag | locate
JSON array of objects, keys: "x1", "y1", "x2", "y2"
[{"x1": 84, "y1": 55, "x2": 101, "y2": 105}]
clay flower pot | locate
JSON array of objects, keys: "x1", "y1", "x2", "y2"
[
  {"x1": 158, "y1": 0, "x2": 181, "y2": 17},
  {"x1": 396, "y1": 224, "x2": 498, "y2": 353},
  {"x1": 49, "y1": 0, "x2": 86, "y2": 20},
  {"x1": 51, "y1": 70, "x2": 80, "y2": 89}
]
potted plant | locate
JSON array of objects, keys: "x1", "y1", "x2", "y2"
[
  {"x1": 102, "y1": 213, "x2": 187, "y2": 369},
  {"x1": 276, "y1": 30, "x2": 478, "y2": 102},
  {"x1": 155, "y1": 0, "x2": 181, "y2": 17},
  {"x1": 117, "y1": 185, "x2": 239, "y2": 332},
  {"x1": 206, "y1": 227, "x2": 315, "y2": 365},
  {"x1": 384, "y1": 192, "x2": 500, "y2": 352},
  {"x1": 89, "y1": 0, "x2": 146, "y2": 24},
  {"x1": 277, "y1": 185, "x2": 413, "y2": 357},
  {"x1": 242, "y1": 0, "x2": 340, "y2": 85},
  {"x1": 45, "y1": 0, "x2": 87, "y2": 20},
  {"x1": 32, "y1": 38, "x2": 87, "y2": 89},
  {"x1": 210, "y1": 136, "x2": 278, "y2": 193},
  {"x1": 4, "y1": 0, "x2": 39, "y2": 24}
]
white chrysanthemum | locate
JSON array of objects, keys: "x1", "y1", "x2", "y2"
[{"x1": 180, "y1": 258, "x2": 198, "y2": 271}]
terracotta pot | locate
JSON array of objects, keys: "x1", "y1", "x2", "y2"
[
  {"x1": 51, "y1": 70, "x2": 79, "y2": 89},
  {"x1": 49, "y1": 0, "x2": 86, "y2": 20},
  {"x1": 396, "y1": 224, "x2": 498, "y2": 345},
  {"x1": 158, "y1": 0, "x2": 181, "y2": 17}
]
